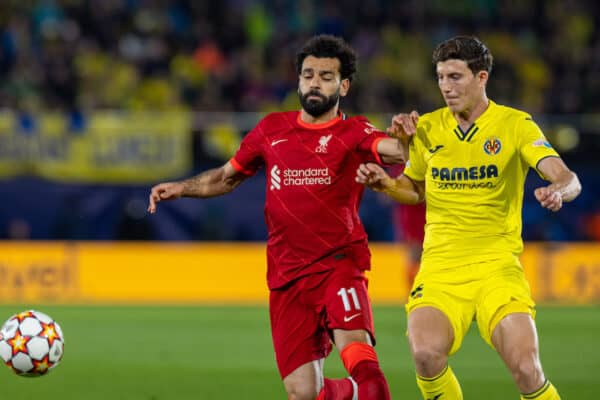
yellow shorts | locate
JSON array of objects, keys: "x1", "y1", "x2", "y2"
[{"x1": 405, "y1": 255, "x2": 536, "y2": 355}]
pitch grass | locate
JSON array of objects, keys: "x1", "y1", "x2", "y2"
[{"x1": 0, "y1": 305, "x2": 598, "y2": 399}]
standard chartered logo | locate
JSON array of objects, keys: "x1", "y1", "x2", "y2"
[
  {"x1": 269, "y1": 164, "x2": 331, "y2": 190},
  {"x1": 270, "y1": 165, "x2": 281, "y2": 190}
]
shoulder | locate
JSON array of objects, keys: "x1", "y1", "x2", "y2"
[
  {"x1": 346, "y1": 115, "x2": 378, "y2": 129},
  {"x1": 258, "y1": 111, "x2": 298, "y2": 126},
  {"x1": 489, "y1": 102, "x2": 533, "y2": 124},
  {"x1": 414, "y1": 108, "x2": 446, "y2": 144},
  {"x1": 250, "y1": 112, "x2": 297, "y2": 139},
  {"x1": 417, "y1": 108, "x2": 446, "y2": 130},
  {"x1": 343, "y1": 115, "x2": 386, "y2": 136}
]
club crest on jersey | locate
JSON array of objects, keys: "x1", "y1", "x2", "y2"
[
  {"x1": 483, "y1": 137, "x2": 502, "y2": 155},
  {"x1": 316, "y1": 134, "x2": 332, "y2": 153}
]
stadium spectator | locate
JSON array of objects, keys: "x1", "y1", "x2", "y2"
[
  {"x1": 148, "y1": 35, "x2": 411, "y2": 400},
  {"x1": 0, "y1": 1, "x2": 599, "y2": 114},
  {"x1": 357, "y1": 36, "x2": 581, "y2": 400},
  {"x1": 0, "y1": 1, "x2": 595, "y2": 242}
]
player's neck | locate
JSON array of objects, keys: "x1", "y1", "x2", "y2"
[
  {"x1": 454, "y1": 95, "x2": 489, "y2": 129},
  {"x1": 300, "y1": 106, "x2": 340, "y2": 125}
]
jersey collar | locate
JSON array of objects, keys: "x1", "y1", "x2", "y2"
[
  {"x1": 449, "y1": 100, "x2": 496, "y2": 142},
  {"x1": 296, "y1": 111, "x2": 344, "y2": 130}
]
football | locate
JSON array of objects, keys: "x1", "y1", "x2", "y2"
[{"x1": 0, "y1": 310, "x2": 64, "y2": 377}]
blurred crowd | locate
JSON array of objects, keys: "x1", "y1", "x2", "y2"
[
  {"x1": 0, "y1": 0, "x2": 599, "y2": 242},
  {"x1": 0, "y1": 0, "x2": 599, "y2": 114}
]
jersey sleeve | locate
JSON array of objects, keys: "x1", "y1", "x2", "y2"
[
  {"x1": 516, "y1": 116, "x2": 559, "y2": 175},
  {"x1": 353, "y1": 117, "x2": 389, "y2": 164},
  {"x1": 230, "y1": 123, "x2": 265, "y2": 176},
  {"x1": 403, "y1": 126, "x2": 427, "y2": 181}
]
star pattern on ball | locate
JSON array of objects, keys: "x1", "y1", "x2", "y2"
[
  {"x1": 7, "y1": 331, "x2": 31, "y2": 356},
  {"x1": 13, "y1": 311, "x2": 34, "y2": 323},
  {"x1": 40, "y1": 322, "x2": 60, "y2": 346},
  {"x1": 32, "y1": 355, "x2": 53, "y2": 374}
]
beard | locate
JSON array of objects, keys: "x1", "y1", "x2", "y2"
[{"x1": 298, "y1": 88, "x2": 340, "y2": 117}]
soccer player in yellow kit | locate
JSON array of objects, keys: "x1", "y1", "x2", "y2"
[{"x1": 357, "y1": 36, "x2": 581, "y2": 400}]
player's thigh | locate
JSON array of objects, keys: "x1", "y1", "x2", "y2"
[
  {"x1": 405, "y1": 275, "x2": 475, "y2": 355},
  {"x1": 270, "y1": 278, "x2": 332, "y2": 380},
  {"x1": 475, "y1": 259, "x2": 535, "y2": 349},
  {"x1": 323, "y1": 261, "x2": 375, "y2": 344},
  {"x1": 491, "y1": 312, "x2": 540, "y2": 364}
]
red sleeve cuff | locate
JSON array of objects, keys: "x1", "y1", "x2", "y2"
[
  {"x1": 229, "y1": 157, "x2": 255, "y2": 176},
  {"x1": 370, "y1": 137, "x2": 385, "y2": 165}
]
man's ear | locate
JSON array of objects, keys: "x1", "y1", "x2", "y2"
[{"x1": 339, "y1": 78, "x2": 350, "y2": 97}]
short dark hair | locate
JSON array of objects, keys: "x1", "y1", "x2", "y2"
[
  {"x1": 296, "y1": 34, "x2": 357, "y2": 82},
  {"x1": 432, "y1": 36, "x2": 493, "y2": 75}
]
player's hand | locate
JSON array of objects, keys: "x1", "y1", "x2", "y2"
[
  {"x1": 387, "y1": 110, "x2": 420, "y2": 140},
  {"x1": 534, "y1": 186, "x2": 563, "y2": 212},
  {"x1": 148, "y1": 182, "x2": 185, "y2": 214},
  {"x1": 356, "y1": 163, "x2": 394, "y2": 192}
]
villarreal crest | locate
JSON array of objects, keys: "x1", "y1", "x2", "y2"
[{"x1": 483, "y1": 137, "x2": 502, "y2": 155}]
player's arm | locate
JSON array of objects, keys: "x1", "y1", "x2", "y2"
[
  {"x1": 376, "y1": 138, "x2": 407, "y2": 164},
  {"x1": 147, "y1": 161, "x2": 249, "y2": 214},
  {"x1": 376, "y1": 111, "x2": 420, "y2": 165},
  {"x1": 534, "y1": 157, "x2": 582, "y2": 212},
  {"x1": 356, "y1": 163, "x2": 425, "y2": 205}
]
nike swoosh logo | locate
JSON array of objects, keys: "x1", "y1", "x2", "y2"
[
  {"x1": 428, "y1": 145, "x2": 444, "y2": 154},
  {"x1": 427, "y1": 395, "x2": 442, "y2": 400},
  {"x1": 271, "y1": 139, "x2": 288, "y2": 147},
  {"x1": 343, "y1": 313, "x2": 362, "y2": 322}
]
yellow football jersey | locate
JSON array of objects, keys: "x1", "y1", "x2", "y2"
[{"x1": 404, "y1": 100, "x2": 559, "y2": 271}]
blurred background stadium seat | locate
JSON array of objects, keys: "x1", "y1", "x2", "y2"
[{"x1": 0, "y1": 0, "x2": 599, "y2": 242}]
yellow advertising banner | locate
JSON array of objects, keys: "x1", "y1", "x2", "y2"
[
  {"x1": 0, "y1": 242, "x2": 79, "y2": 303},
  {"x1": 0, "y1": 242, "x2": 599, "y2": 304},
  {"x1": 0, "y1": 111, "x2": 191, "y2": 183}
]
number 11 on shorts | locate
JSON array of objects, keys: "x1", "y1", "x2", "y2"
[{"x1": 337, "y1": 287, "x2": 362, "y2": 311}]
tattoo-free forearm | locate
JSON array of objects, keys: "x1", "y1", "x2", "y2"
[
  {"x1": 549, "y1": 171, "x2": 581, "y2": 202},
  {"x1": 382, "y1": 175, "x2": 424, "y2": 205}
]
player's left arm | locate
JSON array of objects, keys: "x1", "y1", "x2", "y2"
[
  {"x1": 376, "y1": 110, "x2": 420, "y2": 164},
  {"x1": 376, "y1": 137, "x2": 408, "y2": 164},
  {"x1": 534, "y1": 157, "x2": 582, "y2": 212}
]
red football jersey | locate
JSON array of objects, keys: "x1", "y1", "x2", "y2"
[{"x1": 231, "y1": 111, "x2": 388, "y2": 289}]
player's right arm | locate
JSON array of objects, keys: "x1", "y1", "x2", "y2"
[
  {"x1": 147, "y1": 161, "x2": 249, "y2": 214},
  {"x1": 356, "y1": 163, "x2": 425, "y2": 205}
]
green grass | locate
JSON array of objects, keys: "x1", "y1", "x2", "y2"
[{"x1": 0, "y1": 306, "x2": 598, "y2": 399}]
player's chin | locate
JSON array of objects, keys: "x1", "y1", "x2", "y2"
[{"x1": 446, "y1": 102, "x2": 462, "y2": 113}]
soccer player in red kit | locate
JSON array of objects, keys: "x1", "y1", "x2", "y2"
[{"x1": 148, "y1": 35, "x2": 410, "y2": 400}]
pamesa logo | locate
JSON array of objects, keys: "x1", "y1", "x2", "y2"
[{"x1": 270, "y1": 164, "x2": 331, "y2": 190}]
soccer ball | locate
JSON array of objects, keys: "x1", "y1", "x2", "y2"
[{"x1": 0, "y1": 310, "x2": 64, "y2": 377}]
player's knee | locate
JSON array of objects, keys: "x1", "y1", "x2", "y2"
[
  {"x1": 284, "y1": 381, "x2": 319, "y2": 400},
  {"x1": 510, "y1": 353, "x2": 544, "y2": 388},
  {"x1": 411, "y1": 345, "x2": 448, "y2": 377}
]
